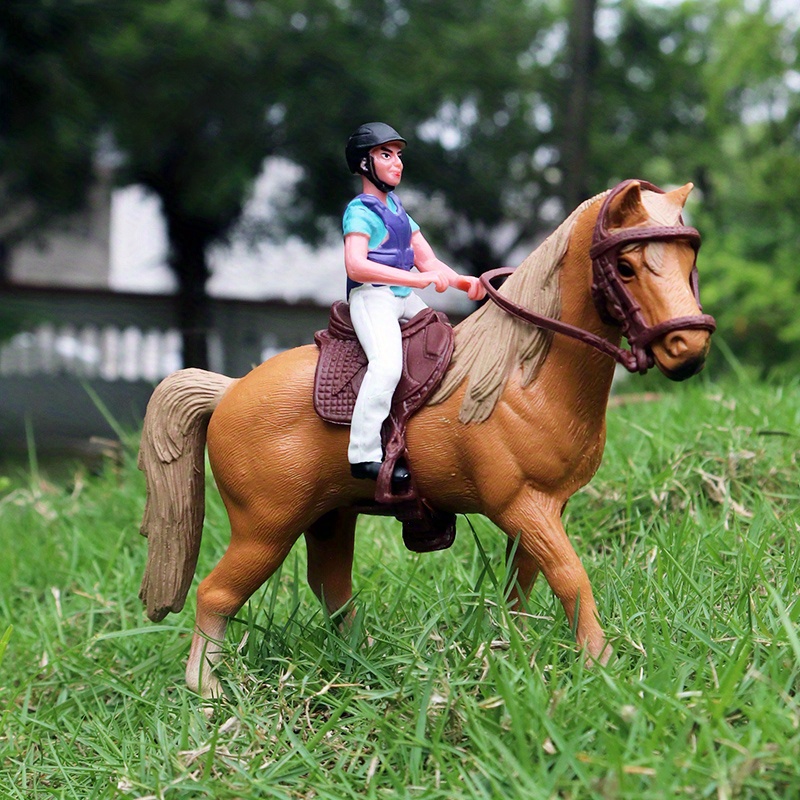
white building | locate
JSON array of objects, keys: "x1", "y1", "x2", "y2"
[{"x1": 9, "y1": 158, "x2": 471, "y2": 315}]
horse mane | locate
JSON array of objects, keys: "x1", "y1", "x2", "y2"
[{"x1": 431, "y1": 190, "x2": 610, "y2": 423}]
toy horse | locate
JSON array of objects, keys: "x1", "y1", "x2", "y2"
[{"x1": 138, "y1": 180, "x2": 715, "y2": 698}]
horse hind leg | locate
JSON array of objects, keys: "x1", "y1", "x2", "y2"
[
  {"x1": 186, "y1": 508, "x2": 301, "y2": 699},
  {"x1": 304, "y1": 509, "x2": 358, "y2": 622}
]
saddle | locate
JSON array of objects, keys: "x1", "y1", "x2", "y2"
[{"x1": 313, "y1": 301, "x2": 457, "y2": 552}]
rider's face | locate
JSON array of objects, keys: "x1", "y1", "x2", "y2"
[{"x1": 369, "y1": 142, "x2": 404, "y2": 188}]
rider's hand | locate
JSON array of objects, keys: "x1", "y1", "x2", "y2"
[
  {"x1": 422, "y1": 272, "x2": 450, "y2": 293},
  {"x1": 456, "y1": 275, "x2": 487, "y2": 301}
]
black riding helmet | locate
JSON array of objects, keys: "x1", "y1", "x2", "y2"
[{"x1": 345, "y1": 122, "x2": 407, "y2": 193}]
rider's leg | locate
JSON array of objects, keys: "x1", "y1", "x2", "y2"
[
  {"x1": 348, "y1": 286, "x2": 404, "y2": 465},
  {"x1": 398, "y1": 291, "x2": 428, "y2": 322}
]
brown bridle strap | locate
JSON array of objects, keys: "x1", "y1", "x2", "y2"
[
  {"x1": 479, "y1": 180, "x2": 716, "y2": 375},
  {"x1": 480, "y1": 267, "x2": 643, "y2": 371},
  {"x1": 589, "y1": 225, "x2": 702, "y2": 259}
]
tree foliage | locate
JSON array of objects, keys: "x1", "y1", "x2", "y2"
[
  {"x1": 2, "y1": 0, "x2": 799, "y2": 374},
  {"x1": 84, "y1": 0, "x2": 294, "y2": 366},
  {"x1": 0, "y1": 1, "x2": 100, "y2": 243},
  {"x1": 261, "y1": 0, "x2": 563, "y2": 271},
  {"x1": 591, "y1": 0, "x2": 800, "y2": 375}
]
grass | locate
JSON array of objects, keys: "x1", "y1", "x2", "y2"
[{"x1": 0, "y1": 375, "x2": 798, "y2": 798}]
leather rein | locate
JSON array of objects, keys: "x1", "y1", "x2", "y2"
[{"x1": 479, "y1": 180, "x2": 717, "y2": 374}]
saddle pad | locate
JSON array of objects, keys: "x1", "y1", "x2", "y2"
[{"x1": 313, "y1": 301, "x2": 454, "y2": 425}]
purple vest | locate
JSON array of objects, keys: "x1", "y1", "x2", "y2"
[{"x1": 347, "y1": 192, "x2": 415, "y2": 297}]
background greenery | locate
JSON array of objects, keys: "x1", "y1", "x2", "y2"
[
  {"x1": 1, "y1": 375, "x2": 798, "y2": 798},
  {"x1": 2, "y1": 0, "x2": 798, "y2": 373},
  {"x1": 2, "y1": 4, "x2": 798, "y2": 797}
]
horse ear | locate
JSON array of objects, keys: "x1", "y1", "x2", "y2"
[
  {"x1": 606, "y1": 181, "x2": 649, "y2": 228},
  {"x1": 666, "y1": 182, "x2": 693, "y2": 209}
]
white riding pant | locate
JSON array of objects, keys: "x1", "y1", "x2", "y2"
[{"x1": 347, "y1": 284, "x2": 428, "y2": 464}]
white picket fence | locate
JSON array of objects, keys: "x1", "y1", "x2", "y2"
[
  {"x1": 0, "y1": 323, "x2": 183, "y2": 382},
  {"x1": 0, "y1": 286, "x2": 336, "y2": 450}
]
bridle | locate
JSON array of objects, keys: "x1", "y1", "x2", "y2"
[{"x1": 480, "y1": 180, "x2": 717, "y2": 374}]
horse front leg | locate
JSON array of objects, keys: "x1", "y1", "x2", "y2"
[
  {"x1": 505, "y1": 537, "x2": 540, "y2": 611},
  {"x1": 493, "y1": 490, "x2": 611, "y2": 665},
  {"x1": 304, "y1": 508, "x2": 358, "y2": 622}
]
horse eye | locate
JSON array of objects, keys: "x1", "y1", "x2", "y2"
[{"x1": 617, "y1": 259, "x2": 635, "y2": 279}]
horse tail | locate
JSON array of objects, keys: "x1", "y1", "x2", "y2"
[{"x1": 138, "y1": 367, "x2": 235, "y2": 622}]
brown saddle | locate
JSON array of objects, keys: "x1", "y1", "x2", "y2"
[{"x1": 313, "y1": 301, "x2": 457, "y2": 552}]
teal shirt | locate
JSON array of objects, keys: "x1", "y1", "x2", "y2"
[{"x1": 343, "y1": 196, "x2": 420, "y2": 297}]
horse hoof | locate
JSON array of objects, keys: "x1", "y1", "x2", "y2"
[
  {"x1": 200, "y1": 677, "x2": 224, "y2": 700},
  {"x1": 187, "y1": 670, "x2": 225, "y2": 702},
  {"x1": 584, "y1": 642, "x2": 613, "y2": 668}
]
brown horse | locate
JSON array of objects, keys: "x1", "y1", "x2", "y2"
[{"x1": 138, "y1": 180, "x2": 714, "y2": 698}]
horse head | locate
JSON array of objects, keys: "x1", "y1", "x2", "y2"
[
  {"x1": 476, "y1": 178, "x2": 715, "y2": 394},
  {"x1": 592, "y1": 180, "x2": 715, "y2": 380}
]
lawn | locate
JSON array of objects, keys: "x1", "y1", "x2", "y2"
[{"x1": 1, "y1": 376, "x2": 798, "y2": 799}]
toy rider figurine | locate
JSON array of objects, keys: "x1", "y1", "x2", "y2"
[{"x1": 343, "y1": 122, "x2": 485, "y2": 482}]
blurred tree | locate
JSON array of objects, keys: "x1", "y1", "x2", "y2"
[
  {"x1": 0, "y1": 1, "x2": 100, "y2": 264},
  {"x1": 561, "y1": 0, "x2": 599, "y2": 212},
  {"x1": 581, "y1": 0, "x2": 800, "y2": 376},
  {"x1": 75, "y1": 0, "x2": 558, "y2": 367},
  {"x1": 85, "y1": 0, "x2": 289, "y2": 368},
  {"x1": 1, "y1": 0, "x2": 592, "y2": 366},
  {"x1": 4, "y1": 0, "x2": 799, "y2": 375},
  {"x1": 269, "y1": 0, "x2": 562, "y2": 274},
  {"x1": 692, "y1": 1, "x2": 800, "y2": 375}
]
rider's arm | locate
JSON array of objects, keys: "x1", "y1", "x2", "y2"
[
  {"x1": 411, "y1": 231, "x2": 486, "y2": 301},
  {"x1": 344, "y1": 233, "x2": 448, "y2": 291}
]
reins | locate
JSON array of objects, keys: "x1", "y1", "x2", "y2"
[{"x1": 480, "y1": 180, "x2": 717, "y2": 374}]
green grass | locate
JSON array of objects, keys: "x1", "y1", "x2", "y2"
[{"x1": 1, "y1": 376, "x2": 798, "y2": 798}]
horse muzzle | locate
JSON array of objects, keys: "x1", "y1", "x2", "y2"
[{"x1": 650, "y1": 327, "x2": 712, "y2": 381}]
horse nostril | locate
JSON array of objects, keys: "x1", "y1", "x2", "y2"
[{"x1": 664, "y1": 332, "x2": 688, "y2": 358}]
